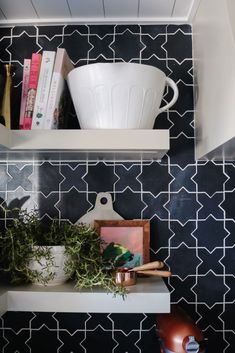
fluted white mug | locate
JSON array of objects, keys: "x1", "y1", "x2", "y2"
[{"x1": 68, "y1": 63, "x2": 179, "y2": 129}]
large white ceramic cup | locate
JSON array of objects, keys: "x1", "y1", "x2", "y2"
[{"x1": 68, "y1": 63, "x2": 179, "y2": 129}]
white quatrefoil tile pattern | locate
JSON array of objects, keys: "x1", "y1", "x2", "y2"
[{"x1": 0, "y1": 24, "x2": 234, "y2": 353}]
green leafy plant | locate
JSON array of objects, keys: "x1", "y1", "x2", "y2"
[{"x1": 0, "y1": 209, "x2": 126, "y2": 296}]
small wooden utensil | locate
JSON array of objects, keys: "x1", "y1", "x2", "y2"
[
  {"x1": 129, "y1": 261, "x2": 165, "y2": 272},
  {"x1": 136, "y1": 270, "x2": 171, "y2": 278},
  {"x1": 129, "y1": 261, "x2": 172, "y2": 278}
]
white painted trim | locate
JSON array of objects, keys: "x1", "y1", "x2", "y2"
[{"x1": 0, "y1": 16, "x2": 189, "y2": 26}]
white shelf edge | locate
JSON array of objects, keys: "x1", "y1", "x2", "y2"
[
  {"x1": 11, "y1": 129, "x2": 169, "y2": 150},
  {"x1": 0, "y1": 123, "x2": 12, "y2": 150},
  {"x1": 0, "y1": 277, "x2": 170, "y2": 314},
  {"x1": 0, "y1": 127, "x2": 169, "y2": 161},
  {"x1": 0, "y1": 291, "x2": 7, "y2": 317}
]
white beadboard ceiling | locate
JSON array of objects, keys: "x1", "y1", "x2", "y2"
[{"x1": 0, "y1": 0, "x2": 200, "y2": 24}]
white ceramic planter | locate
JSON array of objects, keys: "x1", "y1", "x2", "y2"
[
  {"x1": 68, "y1": 62, "x2": 179, "y2": 129},
  {"x1": 28, "y1": 246, "x2": 70, "y2": 286}
]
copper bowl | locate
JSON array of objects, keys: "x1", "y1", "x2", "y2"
[{"x1": 114, "y1": 268, "x2": 137, "y2": 286}]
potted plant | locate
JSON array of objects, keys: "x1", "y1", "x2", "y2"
[{"x1": 0, "y1": 209, "x2": 126, "y2": 296}]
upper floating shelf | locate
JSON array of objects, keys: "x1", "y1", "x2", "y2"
[{"x1": 0, "y1": 125, "x2": 169, "y2": 161}]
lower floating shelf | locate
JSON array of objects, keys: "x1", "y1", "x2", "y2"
[{"x1": 0, "y1": 277, "x2": 170, "y2": 315}]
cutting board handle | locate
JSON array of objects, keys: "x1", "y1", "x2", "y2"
[
  {"x1": 95, "y1": 192, "x2": 114, "y2": 209},
  {"x1": 77, "y1": 192, "x2": 123, "y2": 226}
]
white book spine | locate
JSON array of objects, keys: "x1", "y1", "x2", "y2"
[
  {"x1": 31, "y1": 51, "x2": 56, "y2": 129},
  {"x1": 43, "y1": 72, "x2": 64, "y2": 130}
]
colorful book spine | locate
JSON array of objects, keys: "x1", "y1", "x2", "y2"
[
  {"x1": 19, "y1": 59, "x2": 31, "y2": 130},
  {"x1": 43, "y1": 48, "x2": 74, "y2": 130},
  {"x1": 23, "y1": 53, "x2": 42, "y2": 130},
  {"x1": 31, "y1": 51, "x2": 56, "y2": 129}
]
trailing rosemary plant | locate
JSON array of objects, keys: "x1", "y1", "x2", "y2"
[
  {"x1": 0, "y1": 210, "x2": 41, "y2": 284},
  {"x1": 0, "y1": 209, "x2": 126, "y2": 297}
]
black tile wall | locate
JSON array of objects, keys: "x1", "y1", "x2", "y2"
[{"x1": 0, "y1": 24, "x2": 234, "y2": 353}]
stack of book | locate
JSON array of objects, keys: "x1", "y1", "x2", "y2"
[{"x1": 19, "y1": 48, "x2": 74, "y2": 130}]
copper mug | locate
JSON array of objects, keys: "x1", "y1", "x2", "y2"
[{"x1": 114, "y1": 268, "x2": 137, "y2": 286}]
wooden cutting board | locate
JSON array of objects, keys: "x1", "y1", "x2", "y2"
[{"x1": 76, "y1": 192, "x2": 124, "y2": 226}]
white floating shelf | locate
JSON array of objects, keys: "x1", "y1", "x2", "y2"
[
  {"x1": 0, "y1": 277, "x2": 170, "y2": 315},
  {"x1": 0, "y1": 125, "x2": 169, "y2": 161}
]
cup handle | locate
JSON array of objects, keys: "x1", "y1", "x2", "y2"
[{"x1": 158, "y1": 77, "x2": 179, "y2": 114}]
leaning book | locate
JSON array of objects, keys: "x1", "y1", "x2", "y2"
[
  {"x1": 19, "y1": 59, "x2": 31, "y2": 129},
  {"x1": 31, "y1": 51, "x2": 56, "y2": 129},
  {"x1": 23, "y1": 53, "x2": 42, "y2": 130},
  {"x1": 43, "y1": 48, "x2": 74, "y2": 129}
]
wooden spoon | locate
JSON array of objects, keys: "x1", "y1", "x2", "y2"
[
  {"x1": 136, "y1": 270, "x2": 172, "y2": 278},
  {"x1": 129, "y1": 261, "x2": 165, "y2": 272}
]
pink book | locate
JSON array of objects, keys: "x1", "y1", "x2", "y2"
[
  {"x1": 23, "y1": 53, "x2": 42, "y2": 130},
  {"x1": 19, "y1": 59, "x2": 31, "y2": 129}
]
